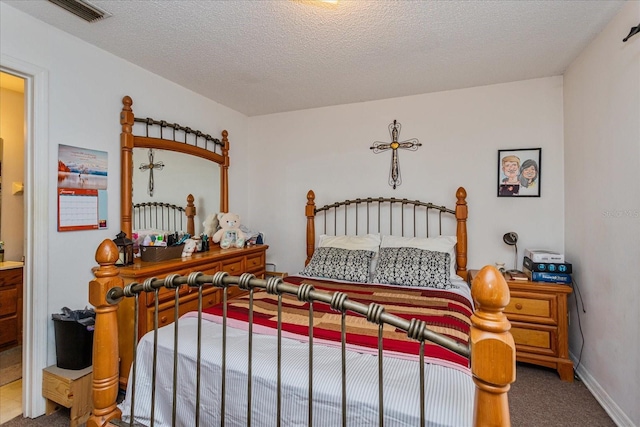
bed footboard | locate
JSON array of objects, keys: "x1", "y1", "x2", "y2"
[{"x1": 87, "y1": 240, "x2": 514, "y2": 427}]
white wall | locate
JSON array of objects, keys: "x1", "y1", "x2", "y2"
[
  {"x1": 0, "y1": 87, "x2": 25, "y2": 261},
  {"x1": 564, "y1": 1, "x2": 639, "y2": 425},
  {"x1": 0, "y1": 2, "x2": 249, "y2": 370},
  {"x1": 247, "y1": 77, "x2": 566, "y2": 275}
]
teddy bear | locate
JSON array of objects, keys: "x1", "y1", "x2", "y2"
[
  {"x1": 212, "y1": 212, "x2": 246, "y2": 249},
  {"x1": 181, "y1": 238, "x2": 198, "y2": 257},
  {"x1": 202, "y1": 213, "x2": 219, "y2": 239}
]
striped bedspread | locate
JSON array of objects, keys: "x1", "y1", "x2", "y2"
[
  {"x1": 119, "y1": 276, "x2": 476, "y2": 426},
  {"x1": 200, "y1": 276, "x2": 472, "y2": 372}
]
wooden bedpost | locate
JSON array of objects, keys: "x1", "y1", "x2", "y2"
[
  {"x1": 87, "y1": 240, "x2": 123, "y2": 427},
  {"x1": 220, "y1": 130, "x2": 229, "y2": 213},
  {"x1": 305, "y1": 190, "x2": 316, "y2": 265},
  {"x1": 455, "y1": 187, "x2": 468, "y2": 280},
  {"x1": 120, "y1": 96, "x2": 135, "y2": 239},
  {"x1": 186, "y1": 193, "x2": 196, "y2": 236},
  {"x1": 470, "y1": 265, "x2": 516, "y2": 427}
]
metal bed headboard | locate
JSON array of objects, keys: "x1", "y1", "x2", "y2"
[
  {"x1": 305, "y1": 188, "x2": 469, "y2": 278},
  {"x1": 133, "y1": 194, "x2": 196, "y2": 236},
  {"x1": 314, "y1": 196, "x2": 455, "y2": 238},
  {"x1": 133, "y1": 201, "x2": 185, "y2": 232}
]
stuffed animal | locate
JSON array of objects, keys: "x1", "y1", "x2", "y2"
[
  {"x1": 181, "y1": 238, "x2": 198, "y2": 257},
  {"x1": 202, "y1": 213, "x2": 219, "y2": 238},
  {"x1": 212, "y1": 212, "x2": 246, "y2": 249}
]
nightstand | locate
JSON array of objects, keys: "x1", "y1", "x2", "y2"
[
  {"x1": 42, "y1": 365, "x2": 93, "y2": 427},
  {"x1": 468, "y1": 269, "x2": 574, "y2": 381}
]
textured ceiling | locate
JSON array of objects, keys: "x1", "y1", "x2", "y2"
[{"x1": 4, "y1": 0, "x2": 625, "y2": 116}]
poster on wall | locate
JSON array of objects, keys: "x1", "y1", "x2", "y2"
[
  {"x1": 497, "y1": 148, "x2": 541, "y2": 197},
  {"x1": 57, "y1": 144, "x2": 108, "y2": 231}
]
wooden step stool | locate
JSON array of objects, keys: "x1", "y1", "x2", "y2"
[{"x1": 42, "y1": 365, "x2": 92, "y2": 427}]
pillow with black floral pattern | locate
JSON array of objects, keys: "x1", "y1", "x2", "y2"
[
  {"x1": 300, "y1": 247, "x2": 375, "y2": 282},
  {"x1": 372, "y1": 247, "x2": 452, "y2": 288}
]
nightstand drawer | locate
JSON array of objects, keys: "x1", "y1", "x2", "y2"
[
  {"x1": 510, "y1": 322, "x2": 557, "y2": 357},
  {"x1": 505, "y1": 292, "x2": 557, "y2": 325}
]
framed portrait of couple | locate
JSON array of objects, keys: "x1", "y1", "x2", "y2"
[{"x1": 498, "y1": 148, "x2": 541, "y2": 197}]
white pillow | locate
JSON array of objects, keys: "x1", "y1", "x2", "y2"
[
  {"x1": 380, "y1": 235, "x2": 457, "y2": 278},
  {"x1": 318, "y1": 234, "x2": 381, "y2": 252}
]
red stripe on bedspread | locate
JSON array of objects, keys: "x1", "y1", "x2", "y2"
[{"x1": 201, "y1": 276, "x2": 472, "y2": 371}]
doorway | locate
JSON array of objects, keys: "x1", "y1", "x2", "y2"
[
  {"x1": 0, "y1": 70, "x2": 26, "y2": 423},
  {"x1": 0, "y1": 56, "x2": 50, "y2": 419}
]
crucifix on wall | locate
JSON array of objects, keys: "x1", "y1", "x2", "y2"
[
  {"x1": 139, "y1": 149, "x2": 164, "y2": 197},
  {"x1": 370, "y1": 120, "x2": 421, "y2": 189}
]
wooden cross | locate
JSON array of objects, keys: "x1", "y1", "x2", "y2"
[
  {"x1": 370, "y1": 120, "x2": 421, "y2": 189},
  {"x1": 139, "y1": 149, "x2": 164, "y2": 197}
]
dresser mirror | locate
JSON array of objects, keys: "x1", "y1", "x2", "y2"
[
  {"x1": 120, "y1": 95, "x2": 229, "y2": 239},
  {"x1": 131, "y1": 147, "x2": 221, "y2": 233}
]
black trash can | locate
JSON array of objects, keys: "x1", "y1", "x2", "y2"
[{"x1": 52, "y1": 308, "x2": 95, "y2": 370}]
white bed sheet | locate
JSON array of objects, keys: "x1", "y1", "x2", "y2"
[{"x1": 119, "y1": 277, "x2": 474, "y2": 427}]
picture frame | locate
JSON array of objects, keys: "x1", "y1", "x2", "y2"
[{"x1": 497, "y1": 148, "x2": 541, "y2": 197}]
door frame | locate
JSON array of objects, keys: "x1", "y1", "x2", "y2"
[{"x1": 1, "y1": 54, "x2": 49, "y2": 417}]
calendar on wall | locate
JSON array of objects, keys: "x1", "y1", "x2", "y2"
[{"x1": 57, "y1": 144, "x2": 108, "y2": 232}]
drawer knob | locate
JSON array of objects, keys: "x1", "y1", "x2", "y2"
[
  {"x1": 515, "y1": 303, "x2": 523, "y2": 310},
  {"x1": 207, "y1": 299, "x2": 214, "y2": 305},
  {"x1": 160, "y1": 316, "x2": 168, "y2": 324}
]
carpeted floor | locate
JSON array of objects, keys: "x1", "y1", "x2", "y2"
[
  {"x1": 2, "y1": 363, "x2": 615, "y2": 427},
  {"x1": 0, "y1": 346, "x2": 22, "y2": 387}
]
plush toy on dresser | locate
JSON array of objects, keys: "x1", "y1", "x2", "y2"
[
  {"x1": 181, "y1": 239, "x2": 198, "y2": 257},
  {"x1": 212, "y1": 212, "x2": 246, "y2": 249}
]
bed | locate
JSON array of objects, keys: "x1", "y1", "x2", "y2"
[{"x1": 87, "y1": 187, "x2": 516, "y2": 427}]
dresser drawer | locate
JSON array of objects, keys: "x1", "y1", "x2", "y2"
[
  {"x1": 246, "y1": 253, "x2": 265, "y2": 272},
  {"x1": 505, "y1": 292, "x2": 557, "y2": 325},
  {"x1": 148, "y1": 288, "x2": 220, "y2": 328},
  {"x1": 0, "y1": 287, "x2": 18, "y2": 317},
  {"x1": 144, "y1": 265, "x2": 224, "y2": 306},
  {"x1": 221, "y1": 257, "x2": 245, "y2": 275}
]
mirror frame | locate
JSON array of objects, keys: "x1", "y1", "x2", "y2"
[{"x1": 120, "y1": 95, "x2": 229, "y2": 239}]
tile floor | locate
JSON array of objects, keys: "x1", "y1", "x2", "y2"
[{"x1": 0, "y1": 379, "x2": 22, "y2": 424}]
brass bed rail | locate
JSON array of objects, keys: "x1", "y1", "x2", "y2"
[{"x1": 88, "y1": 240, "x2": 515, "y2": 427}]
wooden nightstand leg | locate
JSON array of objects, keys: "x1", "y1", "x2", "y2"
[
  {"x1": 557, "y1": 360, "x2": 574, "y2": 382},
  {"x1": 45, "y1": 398, "x2": 60, "y2": 415}
]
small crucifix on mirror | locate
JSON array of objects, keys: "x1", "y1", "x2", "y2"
[
  {"x1": 370, "y1": 120, "x2": 421, "y2": 189},
  {"x1": 139, "y1": 149, "x2": 164, "y2": 197}
]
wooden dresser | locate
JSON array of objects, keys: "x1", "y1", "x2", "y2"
[
  {"x1": 0, "y1": 263, "x2": 23, "y2": 351},
  {"x1": 468, "y1": 269, "x2": 574, "y2": 381},
  {"x1": 116, "y1": 245, "x2": 268, "y2": 388}
]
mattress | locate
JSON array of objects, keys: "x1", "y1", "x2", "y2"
[{"x1": 119, "y1": 276, "x2": 474, "y2": 427}]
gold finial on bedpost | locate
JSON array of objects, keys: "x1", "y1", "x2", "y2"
[
  {"x1": 306, "y1": 190, "x2": 316, "y2": 265},
  {"x1": 221, "y1": 130, "x2": 230, "y2": 213},
  {"x1": 455, "y1": 187, "x2": 468, "y2": 280},
  {"x1": 87, "y1": 240, "x2": 123, "y2": 427},
  {"x1": 469, "y1": 265, "x2": 515, "y2": 427}
]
